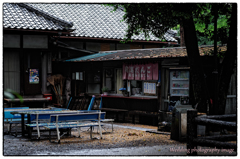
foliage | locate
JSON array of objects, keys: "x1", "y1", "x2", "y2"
[
  {"x1": 105, "y1": 3, "x2": 231, "y2": 47},
  {"x1": 4, "y1": 89, "x2": 23, "y2": 103},
  {"x1": 193, "y1": 4, "x2": 231, "y2": 45},
  {"x1": 102, "y1": 87, "x2": 109, "y2": 92},
  {"x1": 104, "y1": 3, "x2": 236, "y2": 115},
  {"x1": 105, "y1": 4, "x2": 182, "y2": 42}
]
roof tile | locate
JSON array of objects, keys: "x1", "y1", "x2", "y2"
[
  {"x1": 4, "y1": 3, "x2": 177, "y2": 42},
  {"x1": 29, "y1": 3, "x2": 177, "y2": 42},
  {"x1": 3, "y1": 3, "x2": 73, "y2": 31},
  {"x1": 65, "y1": 45, "x2": 227, "y2": 62}
]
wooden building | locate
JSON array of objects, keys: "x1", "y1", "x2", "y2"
[
  {"x1": 3, "y1": 3, "x2": 76, "y2": 107},
  {"x1": 62, "y1": 45, "x2": 227, "y2": 125},
  {"x1": 3, "y1": 3, "x2": 235, "y2": 127},
  {"x1": 3, "y1": 3, "x2": 178, "y2": 108}
]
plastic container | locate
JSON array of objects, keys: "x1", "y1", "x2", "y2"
[{"x1": 43, "y1": 94, "x2": 52, "y2": 101}]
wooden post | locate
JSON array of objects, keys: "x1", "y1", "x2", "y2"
[
  {"x1": 132, "y1": 114, "x2": 135, "y2": 124},
  {"x1": 157, "y1": 82, "x2": 161, "y2": 130},
  {"x1": 47, "y1": 52, "x2": 52, "y2": 74},
  {"x1": 187, "y1": 109, "x2": 197, "y2": 155},
  {"x1": 42, "y1": 52, "x2": 47, "y2": 96}
]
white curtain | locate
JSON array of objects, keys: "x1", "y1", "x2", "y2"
[{"x1": 116, "y1": 69, "x2": 123, "y2": 94}]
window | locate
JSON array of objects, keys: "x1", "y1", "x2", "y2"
[
  {"x1": 128, "y1": 80, "x2": 157, "y2": 96},
  {"x1": 71, "y1": 71, "x2": 85, "y2": 96},
  {"x1": 122, "y1": 62, "x2": 159, "y2": 96},
  {"x1": 103, "y1": 68, "x2": 123, "y2": 94},
  {"x1": 72, "y1": 72, "x2": 84, "y2": 81},
  {"x1": 87, "y1": 71, "x2": 101, "y2": 94}
]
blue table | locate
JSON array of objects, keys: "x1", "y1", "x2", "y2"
[
  {"x1": 10, "y1": 109, "x2": 99, "y2": 137},
  {"x1": 10, "y1": 109, "x2": 75, "y2": 137}
]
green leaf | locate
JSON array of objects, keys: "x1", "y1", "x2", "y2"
[
  {"x1": 4, "y1": 91, "x2": 15, "y2": 99},
  {"x1": 4, "y1": 89, "x2": 23, "y2": 103}
]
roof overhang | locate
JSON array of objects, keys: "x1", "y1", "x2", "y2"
[
  {"x1": 3, "y1": 28, "x2": 74, "y2": 36},
  {"x1": 58, "y1": 36, "x2": 178, "y2": 44},
  {"x1": 64, "y1": 45, "x2": 227, "y2": 63}
]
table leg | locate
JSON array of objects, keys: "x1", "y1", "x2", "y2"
[
  {"x1": 25, "y1": 114, "x2": 32, "y2": 137},
  {"x1": 123, "y1": 112, "x2": 126, "y2": 122},
  {"x1": 132, "y1": 114, "x2": 135, "y2": 124},
  {"x1": 116, "y1": 112, "x2": 119, "y2": 122},
  {"x1": 21, "y1": 114, "x2": 25, "y2": 137},
  {"x1": 90, "y1": 126, "x2": 93, "y2": 139}
]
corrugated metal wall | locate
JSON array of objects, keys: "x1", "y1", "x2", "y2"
[
  {"x1": 4, "y1": 51, "x2": 20, "y2": 93},
  {"x1": 225, "y1": 68, "x2": 237, "y2": 114}
]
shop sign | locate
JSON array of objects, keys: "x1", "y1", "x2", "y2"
[
  {"x1": 134, "y1": 64, "x2": 140, "y2": 80},
  {"x1": 146, "y1": 63, "x2": 153, "y2": 80},
  {"x1": 128, "y1": 64, "x2": 135, "y2": 80},
  {"x1": 123, "y1": 63, "x2": 128, "y2": 80},
  {"x1": 140, "y1": 64, "x2": 146, "y2": 80},
  {"x1": 144, "y1": 82, "x2": 156, "y2": 94},
  {"x1": 123, "y1": 62, "x2": 158, "y2": 81},
  {"x1": 152, "y1": 63, "x2": 158, "y2": 80}
]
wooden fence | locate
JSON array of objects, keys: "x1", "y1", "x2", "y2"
[{"x1": 187, "y1": 109, "x2": 237, "y2": 156}]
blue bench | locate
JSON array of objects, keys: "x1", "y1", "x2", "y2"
[
  {"x1": 48, "y1": 107, "x2": 69, "y2": 111},
  {"x1": 92, "y1": 97, "x2": 114, "y2": 133},
  {"x1": 7, "y1": 109, "x2": 70, "y2": 136},
  {"x1": 15, "y1": 96, "x2": 99, "y2": 138},
  {"x1": 4, "y1": 107, "x2": 29, "y2": 110},
  {"x1": 67, "y1": 95, "x2": 114, "y2": 133},
  {"x1": 4, "y1": 107, "x2": 30, "y2": 120},
  {"x1": 4, "y1": 107, "x2": 29, "y2": 134},
  {"x1": 44, "y1": 111, "x2": 106, "y2": 143},
  {"x1": 25, "y1": 110, "x2": 100, "y2": 139}
]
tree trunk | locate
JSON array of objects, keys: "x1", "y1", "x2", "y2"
[
  {"x1": 216, "y1": 3, "x2": 237, "y2": 115},
  {"x1": 212, "y1": 4, "x2": 219, "y2": 115},
  {"x1": 182, "y1": 16, "x2": 210, "y2": 113},
  {"x1": 180, "y1": 23, "x2": 185, "y2": 47}
]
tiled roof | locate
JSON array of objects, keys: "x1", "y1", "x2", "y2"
[
  {"x1": 28, "y1": 3, "x2": 178, "y2": 42},
  {"x1": 65, "y1": 45, "x2": 227, "y2": 62},
  {"x1": 3, "y1": 3, "x2": 73, "y2": 31}
]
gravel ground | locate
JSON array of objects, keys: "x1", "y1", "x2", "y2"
[
  {"x1": 3, "y1": 122, "x2": 185, "y2": 156},
  {"x1": 3, "y1": 122, "x2": 236, "y2": 156}
]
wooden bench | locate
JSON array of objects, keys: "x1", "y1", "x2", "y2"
[
  {"x1": 87, "y1": 96, "x2": 115, "y2": 132},
  {"x1": 43, "y1": 111, "x2": 106, "y2": 143},
  {"x1": 99, "y1": 108, "x2": 127, "y2": 122},
  {"x1": 66, "y1": 95, "x2": 91, "y2": 110},
  {"x1": 92, "y1": 96, "x2": 126, "y2": 122},
  {"x1": 100, "y1": 96, "x2": 158, "y2": 125},
  {"x1": 128, "y1": 111, "x2": 159, "y2": 125}
]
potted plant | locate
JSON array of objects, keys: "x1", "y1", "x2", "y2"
[{"x1": 102, "y1": 87, "x2": 109, "y2": 96}]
